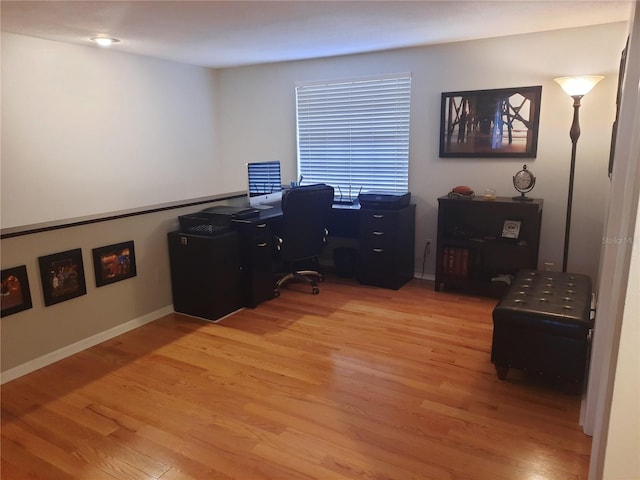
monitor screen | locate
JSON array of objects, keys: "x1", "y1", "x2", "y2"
[{"x1": 247, "y1": 161, "x2": 283, "y2": 206}]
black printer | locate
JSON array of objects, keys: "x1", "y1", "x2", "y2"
[
  {"x1": 178, "y1": 205, "x2": 259, "y2": 235},
  {"x1": 358, "y1": 190, "x2": 411, "y2": 209}
]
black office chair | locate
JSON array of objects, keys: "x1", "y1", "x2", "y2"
[{"x1": 274, "y1": 183, "x2": 335, "y2": 296}]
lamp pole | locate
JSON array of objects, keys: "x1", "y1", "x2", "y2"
[
  {"x1": 554, "y1": 75, "x2": 603, "y2": 273},
  {"x1": 562, "y1": 95, "x2": 583, "y2": 272}
]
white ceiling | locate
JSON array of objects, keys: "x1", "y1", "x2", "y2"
[{"x1": 0, "y1": 1, "x2": 633, "y2": 68}]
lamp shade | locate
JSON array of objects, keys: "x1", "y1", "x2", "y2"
[{"x1": 554, "y1": 76, "x2": 604, "y2": 97}]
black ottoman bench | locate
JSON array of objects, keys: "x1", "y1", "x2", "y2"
[{"x1": 491, "y1": 269, "x2": 594, "y2": 388}]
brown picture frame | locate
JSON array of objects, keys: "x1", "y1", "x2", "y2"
[
  {"x1": 1, "y1": 265, "x2": 33, "y2": 317},
  {"x1": 92, "y1": 240, "x2": 137, "y2": 287},
  {"x1": 440, "y1": 85, "x2": 542, "y2": 158},
  {"x1": 38, "y1": 248, "x2": 87, "y2": 306}
]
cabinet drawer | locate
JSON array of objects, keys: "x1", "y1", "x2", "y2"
[
  {"x1": 243, "y1": 221, "x2": 271, "y2": 240},
  {"x1": 359, "y1": 211, "x2": 398, "y2": 232},
  {"x1": 249, "y1": 237, "x2": 273, "y2": 265},
  {"x1": 359, "y1": 248, "x2": 395, "y2": 274},
  {"x1": 235, "y1": 221, "x2": 272, "y2": 253},
  {"x1": 359, "y1": 230, "x2": 396, "y2": 250},
  {"x1": 359, "y1": 248, "x2": 411, "y2": 289}
]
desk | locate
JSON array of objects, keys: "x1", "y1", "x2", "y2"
[
  {"x1": 238, "y1": 202, "x2": 415, "y2": 289},
  {"x1": 168, "y1": 202, "x2": 415, "y2": 320},
  {"x1": 239, "y1": 201, "x2": 361, "y2": 233}
]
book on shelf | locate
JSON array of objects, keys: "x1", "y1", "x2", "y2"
[{"x1": 442, "y1": 247, "x2": 471, "y2": 278}]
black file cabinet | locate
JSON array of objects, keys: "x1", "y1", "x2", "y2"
[
  {"x1": 358, "y1": 204, "x2": 416, "y2": 290},
  {"x1": 233, "y1": 218, "x2": 276, "y2": 307},
  {"x1": 168, "y1": 230, "x2": 243, "y2": 321}
]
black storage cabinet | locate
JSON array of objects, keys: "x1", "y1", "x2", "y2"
[
  {"x1": 435, "y1": 196, "x2": 543, "y2": 297},
  {"x1": 232, "y1": 218, "x2": 276, "y2": 307},
  {"x1": 168, "y1": 230, "x2": 243, "y2": 321},
  {"x1": 358, "y1": 204, "x2": 416, "y2": 290}
]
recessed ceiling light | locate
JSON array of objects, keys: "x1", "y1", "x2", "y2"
[{"x1": 89, "y1": 36, "x2": 121, "y2": 48}]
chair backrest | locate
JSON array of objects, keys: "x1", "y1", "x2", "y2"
[{"x1": 279, "y1": 184, "x2": 335, "y2": 262}]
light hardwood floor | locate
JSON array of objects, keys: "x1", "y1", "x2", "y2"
[{"x1": 1, "y1": 276, "x2": 591, "y2": 480}]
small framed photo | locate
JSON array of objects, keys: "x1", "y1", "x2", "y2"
[
  {"x1": 440, "y1": 85, "x2": 542, "y2": 158},
  {"x1": 502, "y1": 219, "x2": 522, "y2": 239},
  {"x1": 92, "y1": 240, "x2": 137, "y2": 287},
  {"x1": 38, "y1": 248, "x2": 87, "y2": 306},
  {"x1": 1, "y1": 265, "x2": 33, "y2": 317}
]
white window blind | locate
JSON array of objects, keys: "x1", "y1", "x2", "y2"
[{"x1": 296, "y1": 73, "x2": 411, "y2": 199}]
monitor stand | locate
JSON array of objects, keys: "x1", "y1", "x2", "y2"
[{"x1": 253, "y1": 204, "x2": 274, "y2": 210}]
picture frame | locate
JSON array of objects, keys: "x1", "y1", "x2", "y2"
[
  {"x1": 38, "y1": 248, "x2": 87, "y2": 306},
  {"x1": 502, "y1": 219, "x2": 521, "y2": 239},
  {"x1": 92, "y1": 240, "x2": 137, "y2": 287},
  {"x1": 440, "y1": 85, "x2": 542, "y2": 158},
  {"x1": 609, "y1": 36, "x2": 629, "y2": 178},
  {"x1": 1, "y1": 265, "x2": 33, "y2": 317}
]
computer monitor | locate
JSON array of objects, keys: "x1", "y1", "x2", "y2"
[{"x1": 247, "y1": 161, "x2": 283, "y2": 207}]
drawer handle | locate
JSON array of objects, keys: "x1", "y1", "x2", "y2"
[
  {"x1": 373, "y1": 214, "x2": 384, "y2": 219},
  {"x1": 372, "y1": 248, "x2": 384, "y2": 253},
  {"x1": 257, "y1": 242, "x2": 268, "y2": 247},
  {"x1": 256, "y1": 223, "x2": 268, "y2": 228},
  {"x1": 373, "y1": 231, "x2": 384, "y2": 236}
]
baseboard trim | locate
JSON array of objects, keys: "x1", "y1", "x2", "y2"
[
  {"x1": 1, "y1": 306, "x2": 174, "y2": 385},
  {"x1": 414, "y1": 272, "x2": 435, "y2": 281}
]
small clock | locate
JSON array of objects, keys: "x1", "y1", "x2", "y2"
[{"x1": 513, "y1": 164, "x2": 535, "y2": 201}]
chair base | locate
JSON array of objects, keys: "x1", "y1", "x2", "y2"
[{"x1": 274, "y1": 270, "x2": 323, "y2": 296}]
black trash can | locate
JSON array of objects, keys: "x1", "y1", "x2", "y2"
[{"x1": 333, "y1": 247, "x2": 358, "y2": 278}]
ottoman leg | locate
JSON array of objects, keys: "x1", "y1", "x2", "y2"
[
  {"x1": 495, "y1": 365, "x2": 509, "y2": 380},
  {"x1": 564, "y1": 381, "x2": 583, "y2": 396}
]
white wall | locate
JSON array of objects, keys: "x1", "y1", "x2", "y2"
[
  {"x1": 590, "y1": 4, "x2": 640, "y2": 479},
  {"x1": 602, "y1": 212, "x2": 640, "y2": 480},
  {"x1": 215, "y1": 23, "x2": 628, "y2": 282},
  {"x1": 1, "y1": 33, "x2": 222, "y2": 229}
]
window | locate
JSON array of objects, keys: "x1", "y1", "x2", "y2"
[{"x1": 296, "y1": 73, "x2": 411, "y2": 200}]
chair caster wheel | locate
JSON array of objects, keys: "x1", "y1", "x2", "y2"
[{"x1": 312, "y1": 287, "x2": 319, "y2": 295}]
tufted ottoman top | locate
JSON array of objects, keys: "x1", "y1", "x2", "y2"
[{"x1": 493, "y1": 269, "x2": 593, "y2": 337}]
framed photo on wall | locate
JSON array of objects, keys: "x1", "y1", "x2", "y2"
[
  {"x1": 92, "y1": 240, "x2": 137, "y2": 287},
  {"x1": 609, "y1": 36, "x2": 629, "y2": 178},
  {"x1": 440, "y1": 85, "x2": 542, "y2": 158},
  {"x1": 1, "y1": 265, "x2": 33, "y2": 317},
  {"x1": 38, "y1": 248, "x2": 87, "y2": 306}
]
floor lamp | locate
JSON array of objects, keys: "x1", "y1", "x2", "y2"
[{"x1": 554, "y1": 75, "x2": 604, "y2": 272}]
